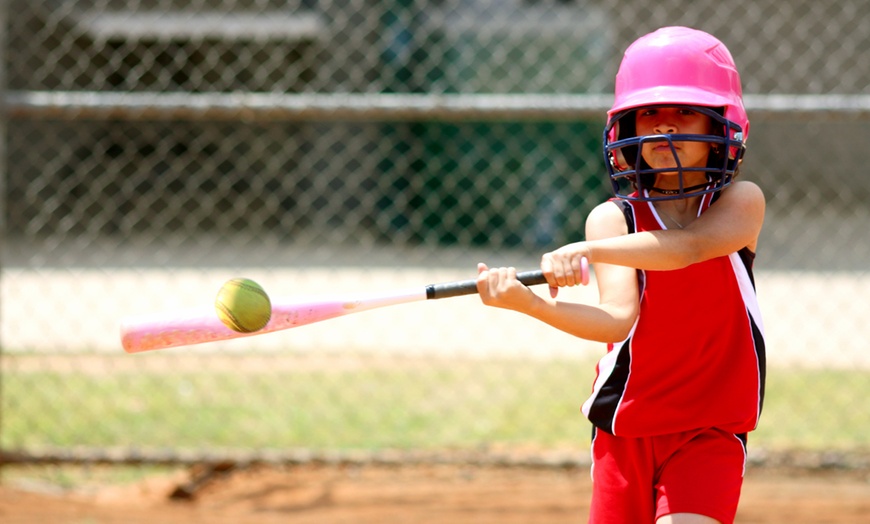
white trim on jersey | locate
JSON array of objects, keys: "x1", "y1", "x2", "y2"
[{"x1": 729, "y1": 252, "x2": 765, "y2": 335}]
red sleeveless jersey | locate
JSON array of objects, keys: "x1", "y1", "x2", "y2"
[{"x1": 582, "y1": 193, "x2": 766, "y2": 437}]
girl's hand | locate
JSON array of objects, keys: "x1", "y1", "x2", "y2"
[
  {"x1": 541, "y1": 243, "x2": 591, "y2": 292},
  {"x1": 476, "y1": 263, "x2": 539, "y2": 312}
]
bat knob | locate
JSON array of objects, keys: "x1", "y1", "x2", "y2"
[{"x1": 580, "y1": 257, "x2": 590, "y2": 286}]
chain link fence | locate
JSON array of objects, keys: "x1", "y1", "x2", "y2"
[{"x1": 2, "y1": 0, "x2": 869, "y2": 467}]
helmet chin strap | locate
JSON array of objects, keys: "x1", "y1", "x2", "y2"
[{"x1": 648, "y1": 182, "x2": 712, "y2": 195}]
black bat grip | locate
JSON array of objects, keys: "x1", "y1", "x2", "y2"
[{"x1": 425, "y1": 270, "x2": 547, "y2": 300}]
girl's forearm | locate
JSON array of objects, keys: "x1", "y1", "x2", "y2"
[
  {"x1": 522, "y1": 295, "x2": 636, "y2": 343},
  {"x1": 586, "y1": 230, "x2": 699, "y2": 271}
]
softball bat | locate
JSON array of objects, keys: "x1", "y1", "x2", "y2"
[{"x1": 120, "y1": 260, "x2": 589, "y2": 353}]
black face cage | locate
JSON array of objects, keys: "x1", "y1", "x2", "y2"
[{"x1": 602, "y1": 105, "x2": 746, "y2": 202}]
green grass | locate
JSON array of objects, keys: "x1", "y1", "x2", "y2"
[
  {"x1": 0, "y1": 463, "x2": 178, "y2": 490},
  {"x1": 2, "y1": 355, "x2": 868, "y2": 454},
  {"x1": 752, "y1": 369, "x2": 870, "y2": 450}
]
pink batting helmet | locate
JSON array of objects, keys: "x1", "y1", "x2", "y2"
[{"x1": 603, "y1": 26, "x2": 749, "y2": 201}]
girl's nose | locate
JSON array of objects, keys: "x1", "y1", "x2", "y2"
[{"x1": 654, "y1": 120, "x2": 676, "y2": 134}]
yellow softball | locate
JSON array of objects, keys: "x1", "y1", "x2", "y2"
[{"x1": 214, "y1": 278, "x2": 272, "y2": 333}]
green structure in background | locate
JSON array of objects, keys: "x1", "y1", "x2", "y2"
[
  {"x1": 378, "y1": 121, "x2": 606, "y2": 248},
  {"x1": 379, "y1": 1, "x2": 613, "y2": 248}
]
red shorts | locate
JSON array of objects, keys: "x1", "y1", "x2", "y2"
[{"x1": 588, "y1": 427, "x2": 747, "y2": 524}]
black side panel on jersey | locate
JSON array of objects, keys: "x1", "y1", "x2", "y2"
[{"x1": 586, "y1": 340, "x2": 634, "y2": 434}]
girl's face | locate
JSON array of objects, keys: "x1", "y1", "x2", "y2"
[{"x1": 635, "y1": 106, "x2": 713, "y2": 175}]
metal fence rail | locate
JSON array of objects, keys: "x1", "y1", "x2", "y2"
[{"x1": 10, "y1": 92, "x2": 870, "y2": 121}]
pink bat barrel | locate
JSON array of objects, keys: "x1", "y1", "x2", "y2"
[{"x1": 120, "y1": 288, "x2": 428, "y2": 353}]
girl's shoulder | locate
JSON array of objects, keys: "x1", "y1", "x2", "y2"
[
  {"x1": 717, "y1": 180, "x2": 766, "y2": 210},
  {"x1": 586, "y1": 199, "x2": 633, "y2": 238}
]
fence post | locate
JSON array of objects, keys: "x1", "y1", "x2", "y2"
[{"x1": 0, "y1": 0, "x2": 9, "y2": 468}]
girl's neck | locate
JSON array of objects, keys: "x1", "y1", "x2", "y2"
[{"x1": 653, "y1": 195, "x2": 702, "y2": 228}]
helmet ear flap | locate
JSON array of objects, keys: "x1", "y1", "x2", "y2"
[
  {"x1": 713, "y1": 107, "x2": 747, "y2": 163},
  {"x1": 607, "y1": 112, "x2": 638, "y2": 171},
  {"x1": 708, "y1": 108, "x2": 746, "y2": 173},
  {"x1": 705, "y1": 108, "x2": 737, "y2": 171},
  {"x1": 610, "y1": 146, "x2": 631, "y2": 171}
]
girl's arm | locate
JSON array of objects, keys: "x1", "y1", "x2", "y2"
[
  {"x1": 543, "y1": 180, "x2": 765, "y2": 288},
  {"x1": 476, "y1": 197, "x2": 640, "y2": 343}
]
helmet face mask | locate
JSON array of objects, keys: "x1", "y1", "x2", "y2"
[
  {"x1": 603, "y1": 27, "x2": 748, "y2": 202},
  {"x1": 604, "y1": 105, "x2": 746, "y2": 201}
]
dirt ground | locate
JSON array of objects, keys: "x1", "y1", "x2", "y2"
[{"x1": 1, "y1": 463, "x2": 868, "y2": 524}]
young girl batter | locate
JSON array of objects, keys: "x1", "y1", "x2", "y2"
[{"x1": 477, "y1": 27, "x2": 766, "y2": 524}]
